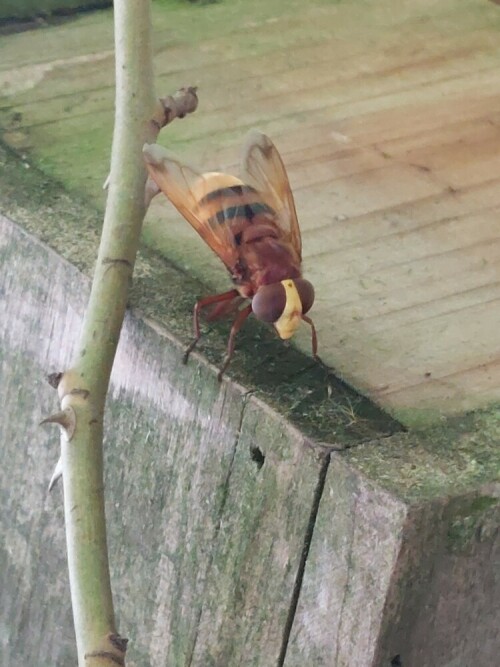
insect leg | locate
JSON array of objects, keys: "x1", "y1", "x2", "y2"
[
  {"x1": 183, "y1": 289, "x2": 240, "y2": 364},
  {"x1": 218, "y1": 304, "x2": 253, "y2": 381},
  {"x1": 301, "y1": 314, "x2": 319, "y2": 359}
]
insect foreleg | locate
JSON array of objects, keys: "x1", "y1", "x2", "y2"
[
  {"x1": 183, "y1": 289, "x2": 240, "y2": 364},
  {"x1": 217, "y1": 304, "x2": 253, "y2": 381},
  {"x1": 301, "y1": 314, "x2": 319, "y2": 359}
]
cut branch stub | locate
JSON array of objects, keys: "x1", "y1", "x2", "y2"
[
  {"x1": 150, "y1": 86, "x2": 198, "y2": 132},
  {"x1": 161, "y1": 85, "x2": 198, "y2": 121},
  {"x1": 40, "y1": 406, "x2": 76, "y2": 441}
]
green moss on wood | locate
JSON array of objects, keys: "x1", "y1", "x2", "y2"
[
  {"x1": 344, "y1": 407, "x2": 500, "y2": 502},
  {"x1": 0, "y1": 140, "x2": 401, "y2": 448},
  {"x1": 2, "y1": 132, "x2": 500, "y2": 505}
]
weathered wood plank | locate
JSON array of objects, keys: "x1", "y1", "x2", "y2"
[
  {"x1": 286, "y1": 419, "x2": 500, "y2": 667},
  {"x1": 189, "y1": 398, "x2": 327, "y2": 666},
  {"x1": 0, "y1": 214, "x2": 247, "y2": 665},
  {"x1": 103, "y1": 330, "x2": 248, "y2": 666},
  {"x1": 2, "y1": 0, "x2": 500, "y2": 424},
  {"x1": 284, "y1": 456, "x2": 407, "y2": 667},
  {"x1": 1, "y1": 179, "x2": 498, "y2": 666},
  {"x1": 0, "y1": 193, "x2": 397, "y2": 665}
]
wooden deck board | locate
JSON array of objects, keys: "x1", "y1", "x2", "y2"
[{"x1": 1, "y1": 0, "x2": 500, "y2": 423}]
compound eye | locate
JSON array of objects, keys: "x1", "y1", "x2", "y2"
[
  {"x1": 295, "y1": 279, "x2": 315, "y2": 314},
  {"x1": 252, "y1": 283, "x2": 286, "y2": 323}
]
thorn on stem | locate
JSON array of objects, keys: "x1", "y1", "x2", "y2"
[
  {"x1": 48, "y1": 457, "x2": 63, "y2": 492},
  {"x1": 40, "y1": 406, "x2": 76, "y2": 440}
]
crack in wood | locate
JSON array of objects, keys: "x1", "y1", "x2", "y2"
[{"x1": 277, "y1": 451, "x2": 331, "y2": 667}]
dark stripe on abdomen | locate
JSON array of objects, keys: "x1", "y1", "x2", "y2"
[
  {"x1": 198, "y1": 184, "x2": 257, "y2": 205},
  {"x1": 209, "y1": 202, "x2": 275, "y2": 226}
]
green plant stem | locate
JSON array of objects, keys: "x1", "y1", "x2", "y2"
[
  {"x1": 59, "y1": 0, "x2": 155, "y2": 664},
  {"x1": 44, "y1": 3, "x2": 197, "y2": 660}
]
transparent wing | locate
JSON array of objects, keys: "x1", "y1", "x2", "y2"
[
  {"x1": 240, "y1": 130, "x2": 302, "y2": 259},
  {"x1": 143, "y1": 143, "x2": 239, "y2": 271}
]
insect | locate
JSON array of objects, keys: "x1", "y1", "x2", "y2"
[{"x1": 143, "y1": 130, "x2": 317, "y2": 380}]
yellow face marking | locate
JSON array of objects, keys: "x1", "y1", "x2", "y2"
[{"x1": 274, "y1": 280, "x2": 302, "y2": 340}]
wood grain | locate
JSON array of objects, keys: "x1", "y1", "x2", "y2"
[
  {"x1": 1, "y1": 0, "x2": 500, "y2": 422},
  {"x1": 1, "y1": 208, "x2": 498, "y2": 666}
]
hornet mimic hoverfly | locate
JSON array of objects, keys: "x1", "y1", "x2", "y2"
[{"x1": 143, "y1": 131, "x2": 317, "y2": 379}]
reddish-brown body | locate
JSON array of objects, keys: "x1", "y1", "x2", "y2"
[
  {"x1": 143, "y1": 131, "x2": 317, "y2": 379},
  {"x1": 235, "y1": 226, "x2": 302, "y2": 295},
  {"x1": 194, "y1": 181, "x2": 302, "y2": 300}
]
